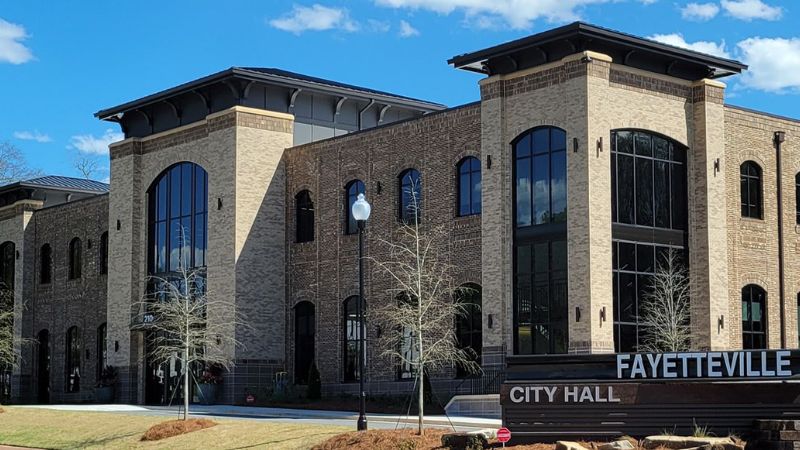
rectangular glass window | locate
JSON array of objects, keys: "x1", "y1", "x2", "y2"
[
  {"x1": 654, "y1": 161, "x2": 670, "y2": 228},
  {"x1": 516, "y1": 158, "x2": 532, "y2": 227},
  {"x1": 532, "y1": 154, "x2": 549, "y2": 225},
  {"x1": 635, "y1": 157, "x2": 653, "y2": 226},
  {"x1": 617, "y1": 154, "x2": 635, "y2": 224}
]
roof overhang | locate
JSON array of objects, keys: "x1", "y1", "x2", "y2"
[
  {"x1": 448, "y1": 22, "x2": 747, "y2": 81},
  {"x1": 95, "y1": 68, "x2": 444, "y2": 121}
]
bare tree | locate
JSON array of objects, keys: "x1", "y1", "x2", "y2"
[
  {"x1": 0, "y1": 142, "x2": 41, "y2": 185},
  {"x1": 133, "y1": 262, "x2": 245, "y2": 420},
  {"x1": 73, "y1": 156, "x2": 99, "y2": 180},
  {"x1": 0, "y1": 285, "x2": 14, "y2": 378},
  {"x1": 371, "y1": 183, "x2": 480, "y2": 436},
  {"x1": 638, "y1": 249, "x2": 691, "y2": 353}
]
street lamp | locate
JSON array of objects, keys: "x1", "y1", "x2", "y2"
[{"x1": 351, "y1": 193, "x2": 371, "y2": 431}]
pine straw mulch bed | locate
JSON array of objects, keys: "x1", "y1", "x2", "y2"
[{"x1": 140, "y1": 418, "x2": 217, "y2": 441}]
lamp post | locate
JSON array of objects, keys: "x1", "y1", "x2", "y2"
[{"x1": 351, "y1": 193, "x2": 371, "y2": 431}]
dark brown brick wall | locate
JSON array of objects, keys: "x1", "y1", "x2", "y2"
[
  {"x1": 21, "y1": 195, "x2": 109, "y2": 403},
  {"x1": 284, "y1": 103, "x2": 482, "y2": 393}
]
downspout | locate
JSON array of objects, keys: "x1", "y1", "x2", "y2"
[{"x1": 775, "y1": 130, "x2": 787, "y2": 348}]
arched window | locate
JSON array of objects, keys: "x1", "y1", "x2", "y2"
[
  {"x1": 96, "y1": 323, "x2": 107, "y2": 381},
  {"x1": 457, "y1": 157, "x2": 481, "y2": 216},
  {"x1": 40, "y1": 244, "x2": 52, "y2": 284},
  {"x1": 742, "y1": 284, "x2": 767, "y2": 349},
  {"x1": 148, "y1": 162, "x2": 208, "y2": 275},
  {"x1": 294, "y1": 301, "x2": 315, "y2": 384},
  {"x1": 397, "y1": 292, "x2": 419, "y2": 379},
  {"x1": 513, "y1": 127, "x2": 568, "y2": 355},
  {"x1": 740, "y1": 161, "x2": 763, "y2": 219},
  {"x1": 65, "y1": 326, "x2": 81, "y2": 393},
  {"x1": 399, "y1": 169, "x2": 421, "y2": 224},
  {"x1": 345, "y1": 180, "x2": 366, "y2": 235},
  {"x1": 0, "y1": 241, "x2": 14, "y2": 290},
  {"x1": 343, "y1": 296, "x2": 365, "y2": 382},
  {"x1": 795, "y1": 173, "x2": 800, "y2": 224},
  {"x1": 68, "y1": 238, "x2": 82, "y2": 280},
  {"x1": 610, "y1": 130, "x2": 688, "y2": 352},
  {"x1": 455, "y1": 284, "x2": 482, "y2": 378},
  {"x1": 99, "y1": 232, "x2": 108, "y2": 275},
  {"x1": 295, "y1": 190, "x2": 314, "y2": 243}
]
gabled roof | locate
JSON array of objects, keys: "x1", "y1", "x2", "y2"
[
  {"x1": 95, "y1": 67, "x2": 445, "y2": 120},
  {"x1": 449, "y1": 22, "x2": 747, "y2": 81},
  {"x1": 0, "y1": 175, "x2": 109, "y2": 195}
]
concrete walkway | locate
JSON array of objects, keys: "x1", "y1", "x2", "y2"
[{"x1": 16, "y1": 403, "x2": 501, "y2": 431}]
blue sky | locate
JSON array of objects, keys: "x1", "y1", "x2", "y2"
[{"x1": 1, "y1": 0, "x2": 798, "y2": 181}]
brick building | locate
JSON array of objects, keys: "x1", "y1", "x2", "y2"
[{"x1": 1, "y1": 22, "x2": 798, "y2": 405}]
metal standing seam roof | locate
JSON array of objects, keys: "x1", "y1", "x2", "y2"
[
  {"x1": 95, "y1": 67, "x2": 446, "y2": 120},
  {"x1": 449, "y1": 21, "x2": 747, "y2": 79},
  {"x1": 0, "y1": 176, "x2": 109, "y2": 194}
]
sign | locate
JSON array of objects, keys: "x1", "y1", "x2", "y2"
[
  {"x1": 246, "y1": 394, "x2": 255, "y2": 404},
  {"x1": 497, "y1": 427, "x2": 511, "y2": 444},
  {"x1": 501, "y1": 350, "x2": 800, "y2": 441},
  {"x1": 617, "y1": 350, "x2": 792, "y2": 380}
]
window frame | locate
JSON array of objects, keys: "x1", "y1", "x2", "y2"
[
  {"x1": 68, "y1": 238, "x2": 82, "y2": 280},
  {"x1": 344, "y1": 180, "x2": 366, "y2": 235},
  {"x1": 40, "y1": 244, "x2": 52, "y2": 284},
  {"x1": 740, "y1": 161, "x2": 763, "y2": 220},
  {"x1": 0, "y1": 241, "x2": 15, "y2": 290},
  {"x1": 398, "y1": 169, "x2": 421, "y2": 224},
  {"x1": 457, "y1": 157, "x2": 482, "y2": 217},
  {"x1": 295, "y1": 190, "x2": 315, "y2": 243},
  {"x1": 65, "y1": 326, "x2": 81, "y2": 393},
  {"x1": 342, "y1": 295, "x2": 365, "y2": 382},
  {"x1": 742, "y1": 284, "x2": 767, "y2": 350}
]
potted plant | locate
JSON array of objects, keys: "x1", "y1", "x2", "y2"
[
  {"x1": 95, "y1": 365, "x2": 118, "y2": 403},
  {"x1": 197, "y1": 365, "x2": 223, "y2": 405}
]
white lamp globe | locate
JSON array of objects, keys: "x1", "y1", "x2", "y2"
[{"x1": 352, "y1": 193, "x2": 371, "y2": 221}]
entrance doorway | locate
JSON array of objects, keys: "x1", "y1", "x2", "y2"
[
  {"x1": 294, "y1": 302, "x2": 315, "y2": 384},
  {"x1": 144, "y1": 331, "x2": 187, "y2": 405},
  {"x1": 37, "y1": 329, "x2": 50, "y2": 403}
]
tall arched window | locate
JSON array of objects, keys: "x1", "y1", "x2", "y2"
[
  {"x1": 740, "y1": 161, "x2": 763, "y2": 219},
  {"x1": 455, "y1": 284, "x2": 482, "y2": 378},
  {"x1": 0, "y1": 241, "x2": 14, "y2": 290},
  {"x1": 148, "y1": 162, "x2": 208, "y2": 275},
  {"x1": 99, "y1": 232, "x2": 108, "y2": 275},
  {"x1": 399, "y1": 169, "x2": 421, "y2": 224},
  {"x1": 294, "y1": 301, "x2": 315, "y2": 384},
  {"x1": 611, "y1": 130, "x2": 688, "y2": 352},
  {"x1": 343, "y1": 295, "x2": 365, "y2": 382},
  {"x1": 295, "y1": 190, "x2": 314, "y2": 243},
  {"x1": 457, "y1": 157, "x2": 481, "y2": 216},
  {"x1": 513, "y1": 127, "x2": 568, "y2": 355},
  {"x1": 397, "y1": 292, "x2": 419, "y2": 379},
  {"x1": 40, "y1": 244, "x2": 52, "y2": 284},
  {"x1": 345, "y1": 180, "x2": 366, "y2": 235},
  {"x1": 795, "y1": 173, "x2": 800, "y2": 224},
  {"x1": 742, "y1": 285, "x2": 767, "y2": 349},
  {"x1": 65, "y1": 326, "x2": 81, "y2": 393},
  {"x1": 68, "y1": 238, "x2": 82, "y2": 280},
  {"x1": 96, "y1": 323, "x2": 107, "y2": 381}
]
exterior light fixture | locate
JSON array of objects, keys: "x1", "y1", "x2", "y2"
[{"x1": 351, "y1": 193, "x2": 370, "y2": 432}]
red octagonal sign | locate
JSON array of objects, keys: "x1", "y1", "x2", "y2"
[{"x1": 497, "y1": 427, "x2": 511, "y2": 443}]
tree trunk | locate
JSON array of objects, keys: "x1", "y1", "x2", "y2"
[
  {"x1": 184, "y1": 347, "x2": 189, "y2": 421},
  {"x1": 417, "y1": 325, "x2": 424, "y2": 436}
]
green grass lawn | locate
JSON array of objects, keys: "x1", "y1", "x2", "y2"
[{"x1": 0, "y1": 406, "x2": 349, "y2": 449}]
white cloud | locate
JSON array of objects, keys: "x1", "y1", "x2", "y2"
[
  {"x1": 0, "y1": 18, "x2": 33, "y2": 64},
  {"x1": 374, "y1": 0, "x2": 613, "y2": 30},
  {"x1": 398, "y1": 20, "x2": 419, "y2": 37},
  {"x1": 367, "y1": 19, "x2": 391, "y2": 32},
  {"x1": 649, "y1": 33, "x2": 731, "y2": 59},
  {"x1": 737, "y1": 37, "x2": 800, "y2": 92},
  {"x1": 13, "y1": 130, "x2": 51, "y2": 143},
  {"x1": 269, "y1": 4, "x2": 358, "y2": 34},
  {"x1": 69, "y1": 129, "x2": 124, "y2": 155},
  {"x1": 681, "y1": 2, "x2": 719, "y2": 21},
  {"x1": 720, "y1": 0, "x2": 782, "y2": 21}
]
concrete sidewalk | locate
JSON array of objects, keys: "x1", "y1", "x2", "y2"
[{"x1": 16, "y1": 403, "x2": 502, "y2": 430}]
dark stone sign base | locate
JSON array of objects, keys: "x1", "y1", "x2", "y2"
[{"x1": 502, "y1": 352, "x2": 800, "y2": 442}]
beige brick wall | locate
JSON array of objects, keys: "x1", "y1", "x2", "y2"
[
  {"x1": 107, "y1": 106, "x2": 293, "y2": 403},
  {"x1": 724, "y1": 107, "x2": 800, "y2": 350}
]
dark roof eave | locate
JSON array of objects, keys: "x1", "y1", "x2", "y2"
[
  {"x1": 95, "y1": 68, "x2": 445, "y2": 120},
  {"x1": 449, "y1": 22, "x2": 747, "y2": 76}
]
